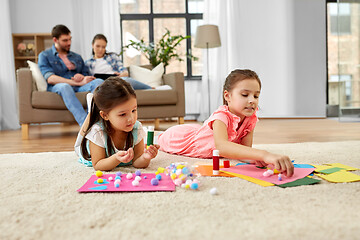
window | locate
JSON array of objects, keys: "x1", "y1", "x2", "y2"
[
  {"x1": 329, "y1": 2, "x2": 351, "y2": 35},
  {"x1": 119, "y1": 0, "x2": 203, "y2": 79}
]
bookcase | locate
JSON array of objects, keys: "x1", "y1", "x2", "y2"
[{"x1": 12, "y1": 33, "x2": 53, "y2": 71}]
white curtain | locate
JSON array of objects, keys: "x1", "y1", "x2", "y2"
[
  {"x1": 198, "y1": 0, "x2": 242, "y2": 121},
  {"x1": 72, "y1": 0, "x2": 121, "y2": 60},
  {"x1": 0, "y1": 0, "x2": 20, "y2": 130},
  {"x1": 199, "y1": 0, "x2": 326, "y2": 120}
]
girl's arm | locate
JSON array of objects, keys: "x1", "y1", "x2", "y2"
[
  {"x1": 89, "y1": 141, "x2": 133, "y2": 171},
  {"x1": 132, "y1": 139, "x2": 159, "y2": 168},
  {"x1": 212, "y1": 120, "x2": 294, "y2": 177}
]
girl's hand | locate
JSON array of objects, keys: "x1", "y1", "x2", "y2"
[
  {"x1": 115, "y1": 148, "x2": 134, "y2": 163},
  {"x1": 142, "y1": 144, "x2": 160, "y2": 161},
  {"x1": 263, "y1": 152, "x2": 294, "y2": 177}
]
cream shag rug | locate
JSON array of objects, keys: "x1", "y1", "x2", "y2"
[{"x1": 1, "y1": 141, "x2": 360, "y2": 240}]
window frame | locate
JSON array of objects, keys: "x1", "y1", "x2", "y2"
[{"x1": 119, "y1": 0, "x2": 203, "y2": 80}]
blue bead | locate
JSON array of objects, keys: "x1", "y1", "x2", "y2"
[
  {"x1": 190, "y1": 183, "x2": 199, "y2": 190},
  {"x1": 156, "y1": 174, "x2": 162, "y2": 180}
]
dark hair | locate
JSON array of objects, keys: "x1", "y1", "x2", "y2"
[
  {"x1": 223, "y1": 69, "x2": 262, "y2": 105},
  {"x1": 80, "y1": 77, "x2": 137, "y2": 161},
  {"x1": 91, "y1": 34, "x2": 108, "y2": 56},
  {"x1": 51, "y1": 24, "x2": 71, "y2": 39}
]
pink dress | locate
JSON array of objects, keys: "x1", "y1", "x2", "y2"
[{"x1": 158, "y1": 105, "x2": 258, "y2": 158}]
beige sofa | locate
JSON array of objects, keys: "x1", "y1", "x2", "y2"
[{"x1": 17, "y1": 67, "x2": 185, "y2": 139}]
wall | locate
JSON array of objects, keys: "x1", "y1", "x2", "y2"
[{"x1": 234, "y1": 0, "x2": 326, "y2": 117}]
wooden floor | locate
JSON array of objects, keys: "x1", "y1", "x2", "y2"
[{"x1": 0, "y1": 118, "x2": 359, "y2": 154}]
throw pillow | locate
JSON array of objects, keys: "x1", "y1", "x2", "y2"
[
  {"x1": 27, "y1": 61, "x2": 47, "y2": 91},
  {"x1": 129, "y1": 63, "x2": 164, "y2": 87}
]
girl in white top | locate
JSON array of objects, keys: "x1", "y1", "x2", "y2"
[{"x1": 75, "y1": 77, "x2": 159, "y2": 171}]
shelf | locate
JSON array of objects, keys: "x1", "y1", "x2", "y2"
[
  {"x1": 12, "y1": 33, "x2": 52, "y2": 72},
  {"x1": 15, "y1": 56, "x2": 36, "y2": 60}
]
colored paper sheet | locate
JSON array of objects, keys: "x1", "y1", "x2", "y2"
[
  {"x1": 312, "y1": 165, "x2": 334, "y2": 172},
  {"x1": 195, "y1": 164, "x2": 234, "y2": 177},
  {"x1": 235, "y1": 163, "x2": 250, "y2": 166},
  {"x1": 317, "y1": 167, "x2": 344, "y2": 174},
  {"x1": 276, "y1": 177, "x2": 320, "y2": 188},
  {"x1": 220, "y1": 170, "x2": 274, "y2": 187},
  {"x1": 316, "y1": 171, "x2": 360, "y2": 183},
  {"x1": 294, "y1": 164, "x2": 315, "y2": 169},
  {"x1": 77, "y1": 173, "x2": 175, "y2": 192},
  {"x1": 325, "y1": 163, "x2": 359, "y2": 171},
  {"x1": 220, "y1": 165, "x2": 314, "y2": 185}
]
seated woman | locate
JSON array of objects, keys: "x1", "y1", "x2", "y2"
[{"x1": 85, "y1": 34, "x2": 151, "y2": 90}]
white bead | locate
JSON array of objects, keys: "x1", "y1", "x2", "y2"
[
  {"x1": 132, "y1": 180, "x2": 139, "y2": 186},
  {"x1": 210, "y1": 187, "x2": 218, "y2": 195},
  {"x1": 126, "y1": 173, "x2": 133, "y2": 179}
]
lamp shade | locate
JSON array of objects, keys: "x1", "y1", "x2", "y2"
[{"x1": 194, "y1": 24, "x2": 221, "y2": 49}]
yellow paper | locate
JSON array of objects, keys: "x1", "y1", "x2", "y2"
[
  {"x1": 316, "y1": 171, "x2": 360, "y2": 183},
  {"x1": 325, "y1": 163, "x2": 359, "y2": 171},
  {"x1": 312, "y1": 165, "x2": 335, "y2": 172},
  {"x1": 220, "y1": 170, "x2": 274, "y2": 187}
]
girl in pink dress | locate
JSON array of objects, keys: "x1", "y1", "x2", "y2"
[{"x1": 159, "y1": 69, "x2": 294, "y2": 177}]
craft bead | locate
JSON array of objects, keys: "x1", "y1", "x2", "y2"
[
  {"x1": 126, "y1": 173, "x2": 133, "y2": 179},
  {"x1": 210, "y1": 187, "x2": 218, "y2": 195},
  {"x1": 144, "y1": 176, "x2": 147, "y2": 179},
  {"x1": 116, "y1": 171, "x2": 122, "y2": 176},
  {"x1": 190, "y1": 183, "x2": 199, "y2": 190},
  {"x1": 182, "y1": 167, "x2": 190, "y2": 174},
  {"x1": 95, "y1": 170, "x2": 103, "y2": 177},
  {"x1": 151, "y1": 178, "x2": 159, "y2": 186},
  {"x1": 157, "y1": 167, "x2": 165, "y2": 173},
  {"x1": 115, "y1": 176, "x2": 121, "y2": 180},
  {"x1": 132, "y1": 180, "x2": 139, "y2": 186},
  {"x1": 135, "y1": 170, "x2": 141, "y2": 176},
  {"x1": 108, "y1": 177, "x2": 113, "y2": 181},
  {"x1": 115, "y1": 179, "x2": 121, "y2": 184},
  {"x1": 135, "y1": 176, "x2": 142, "y2": 181},
  {"x1": 156, "y1": 174, "x2": 162, "y2": 180},
  {"x1": 114, "y1": 183, "x2": 120, "y2": 188},
  {"x1": 97, "y1": 178, "x2": 103, "y2": 183}
]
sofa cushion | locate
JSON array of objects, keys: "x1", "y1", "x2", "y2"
[
  {"x1": 130, "y1": 63, "x2": 164, "y2": 87},
  {"x1": 32, "y1": 91, "x2": 88, "y2": 110},
  {"x1": 135, "y1": 89, "x2": 177, "y2": 106},
  {"x1": 27, "y1": 61, "x2": 48, "y2": 91}
]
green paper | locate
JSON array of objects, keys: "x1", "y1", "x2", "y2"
[
  {"x1": 276, "y1": 177, "x2": 320, "y2": 188},
  {"x1": 317, "y1": 167, "x2": 344, "y2": 174}
]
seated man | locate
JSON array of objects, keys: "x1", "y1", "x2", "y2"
[{"x1": 38, "y1": 24, "x2": 103, "y2": 126}]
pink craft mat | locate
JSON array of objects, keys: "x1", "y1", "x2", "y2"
[
  {"x1": 77, "y1": 173, "x2": 175, "y2": 192},
  {"x1": 220, "y1": 165, "x2": 314, "y2": 185}
]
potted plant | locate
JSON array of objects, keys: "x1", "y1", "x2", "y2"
[{"x1": 120, "y1": 29, "x2": 198, "y2": 70}]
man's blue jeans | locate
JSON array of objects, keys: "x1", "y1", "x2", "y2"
[
  {"x1": 47, "y1": 79, "x2": 103, "y2": 126},
  {"x1": 122, "y1": 77, "x2": 152, "y2": 90}
]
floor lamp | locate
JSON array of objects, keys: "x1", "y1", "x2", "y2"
[{"x1": 194, "y1": 24, "x2": 221, "y2": 117}]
